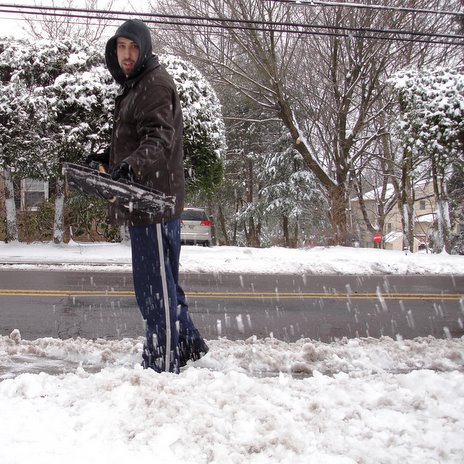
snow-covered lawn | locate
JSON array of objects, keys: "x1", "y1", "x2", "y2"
[
  {"x1": 0, "y1": 243, "x2": 463, "y2": 463},
  {"x1": 1, "y1": 240, "x2": 464, "y2": 275}
]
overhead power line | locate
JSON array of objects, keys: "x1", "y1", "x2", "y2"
[
  {"x1": 3, "y1": 1, "x2": 462, "y2": 18},
  {"x1": 0, "y1": 3, "x2": 462, "y2": 46},
  {"x1": 269, "y1": 0, "x2": 464, "y2": 18}
]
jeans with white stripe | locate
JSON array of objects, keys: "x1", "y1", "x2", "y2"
[{"x1": 129, "y1": 219, "x2": 188, "y2": 373}]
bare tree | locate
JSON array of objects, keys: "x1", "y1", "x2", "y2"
[
  {"x1": 153, "y1": 0, "x2": 460, "y2": 245},
  {"x1": 23, "y1": 0, "x2": 117, "y2": 42}
]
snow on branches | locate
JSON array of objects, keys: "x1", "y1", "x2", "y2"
[
  {"x1": 160, "y1": 54, "x2": 225, "y2": 192},
  {"x1": 389, "y1": 66, "x2": 464, "y2": 252},
  {"x1": 0, "y1": 38, "x2": 116, "y2": 178},
  {"x1": 389, "y1": 67, "x2": 464, "y2": 170}
]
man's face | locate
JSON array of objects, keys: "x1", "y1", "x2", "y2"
[{"x1": 116, "y1": 37, "x2": 139, "y2": 76}]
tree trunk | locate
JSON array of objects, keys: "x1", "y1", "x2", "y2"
[
  {"x1": 400, "y1": 149, "x2": 415, "y2": 253},
  {"x1": 119, "y1": 225, "x2": 130, "y2": 244},
  {"x1": 244, "y1": 157, "x2": 260, "y2": 247},
  {"x1": 232, "y1": 199, "x2": 239, "y2": 245},
  {"x1": 2, "y1": 169, "x2": 18, "y2": 242},
  {"x1": 53, "y1": 178, "x2": 65, "y2": 244},
  {"x1": 292, "y1": 220, "x2": 299, "y2": 248},
  {"x1": 217, "y1": 204, "x2": 229, "y2": 246},
  {"x1": 246, "y1": 217, "x2": 260, "y2": 248},
  {"x1": 283, "y1": 215, "x2": 289, "y2": 247},
  {"x1": 399, "y1": 193, "x2": 415, "y2": 253},
  {"x1": 328, "y1": 184, "x2": 349, "y2": 245},
  {"x1": 431, "y1": 160, "x2": 451, "y2": 253}
]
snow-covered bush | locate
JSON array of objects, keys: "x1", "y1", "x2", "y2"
[
  {"x1": 161, "y1": 54, "x2": 225, "y2": 194},
  {"x1": 389, "y1": 67, "x2": 464, "y2": 166},
  {"x1": 389, "y1": 66, "x2": 464, "y2": 252},
  {"x1": 0, "y1": 40, "x2": 225, "y2": 189},
  {"x1": 0, "y1": 38, "x2": 116, "y2": 179}
]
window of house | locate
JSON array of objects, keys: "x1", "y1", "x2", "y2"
[
  {"x1": 386, "y1": 223, "x2": 392, "y2": 233},
  {"x1": 20, "y1": 179, "x2": 49, "y2": 211},
  {"x1": 419, "y1": 200, "x2": 426, "y2": 210}
]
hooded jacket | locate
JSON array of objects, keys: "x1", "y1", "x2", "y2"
[{"x1": 105, "y1": 19, "x2": 184, "y2": 225}]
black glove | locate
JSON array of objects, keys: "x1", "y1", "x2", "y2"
[
  {"x1": 85, "y1": 147, "x2": 110, "y2": 171},
  {"x1": 111, "y1": 162, "x2": 134, "y2": 182}
]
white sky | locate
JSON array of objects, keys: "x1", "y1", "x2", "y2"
[{"x1": 0, "y1": 0, "x2": 151, "y2": 38}]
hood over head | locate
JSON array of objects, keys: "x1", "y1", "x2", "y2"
[{"x1": 105, "y1": 19, "x2": 154, "y2": 85}]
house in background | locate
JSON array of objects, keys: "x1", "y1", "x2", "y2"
[
  {"x1": 350, "y1": 181, "x2": 436, "y2": 252},
  {"x1": 0, "y1": 175, "x2": 53, "y2": 240},
  {"x1": 0, "y1": 176, "x2": 51, "y2": 212},
  {"x1": 17, "y1": 178, "x2": 51, "y2": 211}
]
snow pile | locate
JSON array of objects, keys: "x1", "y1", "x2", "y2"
[
  {"x1": 2, "y1": 332, "x2": 463, "y2": 379},
  {"x1": 182, "y1": 245, "x2": 464, "y2": 275},
  {"x1": 0, "y1": 332, "x2": 463, "y2": 463}
]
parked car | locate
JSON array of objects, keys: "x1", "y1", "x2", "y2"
[{"x1": 180, "y1": 207, "x2": 212, "y2": 246}]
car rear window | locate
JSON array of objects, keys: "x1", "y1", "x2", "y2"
[{"x1": 181, "y1": 209, "x2": 208, "y2": 221}]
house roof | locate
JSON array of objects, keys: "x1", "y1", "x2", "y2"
[
  {"x1": 416, "y1": 213, "x2": 435, "y2": 223},
  {"x1": 384, "y1": 231, "x2": 403, "y2": 243},
  {"x1": 350, "y1": 184, "x2": 395, "y2": 202},
  {"x1": 350, "y1": 179, "x2": 433, "y2": 203}
]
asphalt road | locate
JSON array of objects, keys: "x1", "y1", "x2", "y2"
[{"x1": 0, "y1": 269, "x2": 463, "y2": 342}]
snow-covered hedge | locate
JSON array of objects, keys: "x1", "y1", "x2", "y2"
[{"x1": 0, "y1": 39, "x2": 225, "y2": 191}]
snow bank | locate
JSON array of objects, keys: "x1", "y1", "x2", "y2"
[
  {"x1": 1, "y1": 333, "x2": 463, "y2": 463},
  {"x1": 1, "y1": 242, "x2": 463, "y2": 275}
]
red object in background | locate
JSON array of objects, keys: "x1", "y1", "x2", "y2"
[{"x1": 373, "y1": 232, "x2": 382, "y2": 243}]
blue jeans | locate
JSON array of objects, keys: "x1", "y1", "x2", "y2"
[{"x1": 129, "y1": 220, "x2": 204, "y2": 373}]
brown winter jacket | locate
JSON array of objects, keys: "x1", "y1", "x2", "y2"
[{"x1": 105, "y1": 19, "x2": 184, "y2": 226}]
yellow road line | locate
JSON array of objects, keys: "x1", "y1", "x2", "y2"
[{"x1": 0, "y1": 289, "x2": 462, "y2": 300}]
